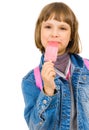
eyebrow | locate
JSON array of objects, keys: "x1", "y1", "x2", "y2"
[{"x1": 42, "y1": 21, "x2": 70, "y2": 27}]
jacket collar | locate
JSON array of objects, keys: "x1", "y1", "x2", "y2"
[
  {"x1": 70, "y1": 54, "x2": 84, "y2": 69},
  {"x1": 39, "y1": 54, "x2": 89, "y2": 72}
]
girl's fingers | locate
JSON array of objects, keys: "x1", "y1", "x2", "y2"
[
  {"x1": 42, "y1": 61, "x2": 54, "y2": 74},
  {"x1": 41, "y1": 64, "x2": 55, "y2": 80}
]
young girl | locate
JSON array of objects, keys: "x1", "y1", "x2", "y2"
[{"x1": 21, "y1": 2, "x2": 89, "y2": 130}]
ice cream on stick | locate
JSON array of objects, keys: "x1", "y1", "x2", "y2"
[{"x1": 44, "y1": 42, "x2": 58, "y2": 62}]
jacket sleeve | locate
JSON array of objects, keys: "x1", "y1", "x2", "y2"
[{"x1": 21, "y1": 70, "x2": 59, "y2": 130}]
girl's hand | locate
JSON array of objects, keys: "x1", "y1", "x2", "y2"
[{"x1": 41, "y1": 61, "x2": 56, "y2": 96}]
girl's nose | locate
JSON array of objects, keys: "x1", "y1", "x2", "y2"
[{"x1": 51, "y1": 29, "x2": 59, "y2": 37}]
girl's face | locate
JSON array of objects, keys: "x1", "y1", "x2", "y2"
[{"x1": 41, "y1": 19, "x2": 71, "y2": 55}]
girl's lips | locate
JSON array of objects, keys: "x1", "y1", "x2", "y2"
[{"x1": 48, "y1": 41, "x2": 59, "y2": 47}]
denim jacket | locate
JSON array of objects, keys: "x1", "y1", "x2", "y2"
[{"x1": 21, "y1": 54, "x2": 89, "y2": 130}]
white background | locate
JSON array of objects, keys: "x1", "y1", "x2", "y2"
[{"x1": 0, "y1": 0, "x2": 89, "y2": 130}]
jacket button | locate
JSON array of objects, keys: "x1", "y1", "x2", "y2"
[
  {"x1": 63, "y1": 115, "x2": 67, "y2": 119},
  {"x1": 82, "y1": 76, "x2": 86, "y2": 80},
  {"x1": 39, "y1": 121, "x2": 43, "y2": 125},
  {"x1": 63, "y1": 94, "x2": 67, "y2": 97},
  {"x1": 43, "y1": 100, "x2": 47, "y2": 104}
]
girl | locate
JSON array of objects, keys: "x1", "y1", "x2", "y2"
[{"x1": 21, "y1": 2, "x2": 89, "y2": 130}]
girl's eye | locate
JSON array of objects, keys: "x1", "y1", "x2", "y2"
[
  {"x1": 45, "y1": 25, "x2": 51, "y2": 29},
  {"x1": 60, "y1": 27, "x2": 67, "y2": 30}
]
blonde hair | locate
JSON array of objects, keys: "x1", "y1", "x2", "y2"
[{"x1": 35, "y1": 2, "x2": 81, "y2": 53}]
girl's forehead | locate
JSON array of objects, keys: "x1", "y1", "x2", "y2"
[{"x1": 44, "y1": 13, "x2": 66, "y2": 22}]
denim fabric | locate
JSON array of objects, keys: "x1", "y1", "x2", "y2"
[{"x1": 21, "y1": 54, "x2": 89, "y2": 130}]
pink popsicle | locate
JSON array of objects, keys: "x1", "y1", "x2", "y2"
[{"x1": 44, "y1": 42, "x2": 58, "y2": 62}]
